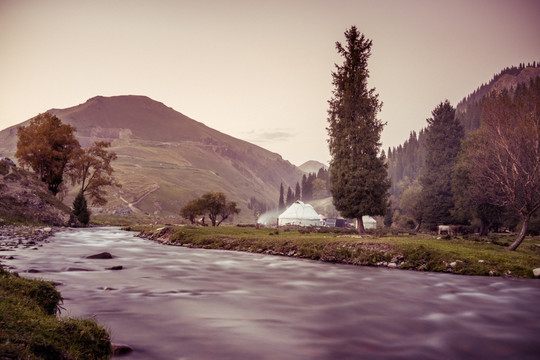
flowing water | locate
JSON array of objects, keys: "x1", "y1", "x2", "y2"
[{"x1": 5, "y1": 227, "x2": 540, "y2": 359}]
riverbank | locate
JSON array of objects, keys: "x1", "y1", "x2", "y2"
[
  {"x1": 0, "y1": 226, "x2": 114, "y2": 359},
  {"x1": 133, "y1": 225, "x2": 540, "y2": 278}
]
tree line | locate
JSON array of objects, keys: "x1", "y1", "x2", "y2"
[
  {"x1": 387, "y1": 76, "x2": 540, "y2": 250},
  {"x1": 15, "y1": 112, "x2": 120, "y2": 225},
  {"x1": 277, "y1": 167, "x2": 330, "y2": 211}
]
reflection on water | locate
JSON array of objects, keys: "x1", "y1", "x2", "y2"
[{"x1": 6, "y1": 227, "x2": 540, "y2": 359}]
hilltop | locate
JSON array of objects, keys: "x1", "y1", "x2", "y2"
[{"x1": 0, "y1": 96, "x2": 305, "y2": 223}]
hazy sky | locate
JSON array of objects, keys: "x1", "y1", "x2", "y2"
[{"x1": 1, "y1": 0, "x2": 539, "y2": 166}]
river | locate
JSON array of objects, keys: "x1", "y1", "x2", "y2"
[{"x1": 5, "y1": 227, "x2": 540, "y2": 359}]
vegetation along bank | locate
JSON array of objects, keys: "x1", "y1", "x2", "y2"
[{"x1": 133, "y1": 225, "x2": 540, "y2": 279}]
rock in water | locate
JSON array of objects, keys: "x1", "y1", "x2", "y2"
[
  {"x1": 86, "y1": 252, "x2": 114, "y2": 259},
  {"x1": 106, "y1": 265, "x2": 123, "y2": 270}
]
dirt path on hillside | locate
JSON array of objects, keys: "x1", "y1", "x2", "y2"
[{"x1": 119, "y1": 184, "x2": 160, "y2": 213}]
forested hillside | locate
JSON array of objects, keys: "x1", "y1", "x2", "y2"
[{"x1": 386, "y1": 64, "x2": 540, "y2": 235}]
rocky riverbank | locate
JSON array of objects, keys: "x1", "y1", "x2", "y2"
[{"x1": 0, "y1": 226, "x2": 57, "y2": 269}]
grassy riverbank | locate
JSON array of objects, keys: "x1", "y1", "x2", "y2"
[
  {"x1": 132, "y1": 225, "x2": 540, "y2": 278},
  {"x1": 0, "y1": 266, "x2": 112, "y2": 359}
]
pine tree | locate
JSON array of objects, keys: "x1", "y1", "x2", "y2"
[
  {"x1": 286, "y1": 186, "x2": 294, "y2": 206},
  {"x1": 420, "y1": 100, "x2": 464, "y2": 229},
  {"x1": 327, "y1": 26, "x2": 390, "y2": 233},
  {"x1": 278, "y1": 183, "x2": 285, "y2": 211},
  {"x1": 295, "y1": 182, "x2": 301, "y2": 201},
  {"x1": 72, "y1": 192, "x2": 90, "y2": 226}
]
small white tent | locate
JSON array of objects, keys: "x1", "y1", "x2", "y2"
[
  {"x1": 278, "y1": 201, "x2": 323, "y2": 227},
  {"x1": 360, "y1": 216, "x2": 377, "y2": 230}
]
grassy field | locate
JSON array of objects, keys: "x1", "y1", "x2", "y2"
[
  {"x1": 0, "y1": 267, "x2": 112, "y2": 359},
  {"x1": 131, "y1": 225, "x2": 540, "y2": 278}
]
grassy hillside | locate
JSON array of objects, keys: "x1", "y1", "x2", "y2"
[{"x1": 0, "y1": 95, "x2": 305, "y2": 223}]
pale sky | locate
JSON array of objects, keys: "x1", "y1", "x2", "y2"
[{"x1": 1, "y1": 0, "x2": 539, "y2": 166}]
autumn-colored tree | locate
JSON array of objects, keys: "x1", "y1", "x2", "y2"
[
  {"x1": 463, "y1": 79, "x2": 540, "y2": 250},
  {"x1": 15, "y1": 113, "x2": 80, "y2": 195},
  {"x1": 67, "y1": 141, "x2": 120, "y2": 206}
]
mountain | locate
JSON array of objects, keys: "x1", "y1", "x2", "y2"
[
  {"x1": 0, "y1": 95, "x2": 304, "y2": 222},
  {"x1": 456, "y1": 64, "x2": 540, "y2": 132},
  {"x1": 298, "y1": 160, "x2": 328, "y2": 174},
  {"x1": 387, "y1": 63, "x2": 540, "y2": 198}
]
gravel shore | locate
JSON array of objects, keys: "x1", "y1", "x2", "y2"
[{"x1": 0, "y1": 226, "x2": 58, "y2": 268}]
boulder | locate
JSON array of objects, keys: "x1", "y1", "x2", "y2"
[
  {"x1": 533, "y1": 268, "x2": 540, "y2": 278},
  {"x1": 106, "y1": 265, "x2": 123, "y2": 270},
  {"x1": 86, "y1": 252, "x2": 114, "y2": 259}
]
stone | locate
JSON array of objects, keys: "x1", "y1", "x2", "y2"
[
  {"x1": 86, "y1": 252, "x2": 114, "y2": 259},
  {"x1": 387, "y1": 263, "x2": 397, "y2": 268},
  {"x1": 106, "y1": 265, "x2": 123, "y2": 270},
  {"x1": 533, "y1": 268, "x2": 540, "y2": 277},
  {"x1": 450, "y1": 261, "x2": 457, "y2": 268},
  {"x1": 112, "y1": 343, "x2": 133, "y2": 356}
]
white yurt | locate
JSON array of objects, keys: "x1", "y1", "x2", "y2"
[
  {"x1": 360, "y1": 215, "x2": 377, "y2": 230},
  {"x1": 278, "y1": 201, "x2": 323, "y2": 227}
]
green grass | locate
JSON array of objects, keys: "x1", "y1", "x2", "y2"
[
  {"x1": 0, "y1": 267, "x2": 112, "y2": 359},
  {"x1": 132, "y1": 225, "x2": 540, "y2": 278}
]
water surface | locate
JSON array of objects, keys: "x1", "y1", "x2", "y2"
[{"x1": 6, "y1": 227, "x2": 540, "y2": 359}]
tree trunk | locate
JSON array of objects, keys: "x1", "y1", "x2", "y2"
[
  {"x1": 507, "y1": 214, "x2": 530, "y2": 251},
  {"x1": 356, "y1": 217, "x2": 365, "y2": 234},
  {"x1": 413, "y1": 219, "x2": 422, "y2": 233},
  {"x1": 479, "y1": 219, "x2": 489, "y2": 237}
]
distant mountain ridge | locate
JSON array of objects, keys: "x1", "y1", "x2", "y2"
[
  {"x1": 298, "y1": 160, "x2": 328, "y2": 174},
  {"x1": 0, "y1": 95, "x2": 305, "y2": 222}
]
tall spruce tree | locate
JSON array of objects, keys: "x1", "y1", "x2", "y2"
[
  {"x1": 278, "y1": 183, "x2": 285, "y2": 211},
  {"x1": 419, "y1": 100, "x2": 464, "y2": 229},
  {"x1": 327, "y1": 26, "x2": 389, "y2": 233}
]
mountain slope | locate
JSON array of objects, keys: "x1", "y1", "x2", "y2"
[{"x1": 0, "y1": 95, "x2": 304, "y2": 222}]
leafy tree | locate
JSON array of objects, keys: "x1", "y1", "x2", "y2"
[
  {"x1": 326, "y1": 26, "x2": 390, "y2": 233},
  {"x1": 67, "y1": 141, "x2": 120, "y2": 205},
  {"x1": 180, "y1": 198, "x2": 205, "y2": 224},
  {"x1": 462, "y1": 79, "x2": 540, "y2": 250},
  {"x1": 72, "y1": 192, "x2": 90, "y2": 226},
  {"x1": 15, "y1": 113, "x2": 80, "y2": 195},
  {"x1": 399, "y1": 180, "x2": 423, "y2": 232},
  {"x1": 419, "y1": 101, "x2": 464, "y2": 229},
  {"x1": 199, "y1": 191, "x2": 240, "y2": 226}
]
